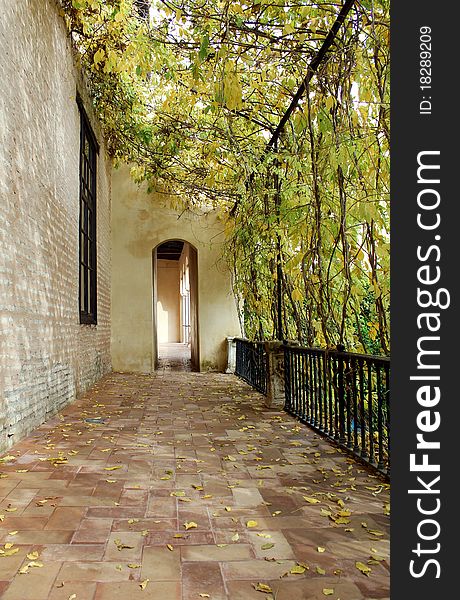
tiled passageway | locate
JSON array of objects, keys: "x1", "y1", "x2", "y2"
[
  {"x1": 157, "y1": 344, "x2": 192, "y2": 372},
  {"x1": 0, "y1": 373, "x2": 389, "y2": 600}
]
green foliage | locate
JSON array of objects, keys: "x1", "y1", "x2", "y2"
[{"x1": 60, "y1": 0, "x2": 390, "y2": 355}]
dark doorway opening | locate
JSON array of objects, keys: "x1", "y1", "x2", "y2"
[{"x1": 153, "y1": 240, "x2": 199, "y2": 371}]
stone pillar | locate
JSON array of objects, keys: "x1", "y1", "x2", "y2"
[
  {"x1": 226, "y1": 336, "x2": 237, "y2": 373},
  {"x1": 264, "y1": 341, "x2": 286, "y2": 409}
]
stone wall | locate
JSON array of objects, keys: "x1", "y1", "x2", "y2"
[{"x1": 0, "y1": 0, "x2": 112, "y2": 451}]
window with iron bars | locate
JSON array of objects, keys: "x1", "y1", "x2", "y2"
[{"x1": 77, "y1": 97, "x2": 98, "y2": 324}]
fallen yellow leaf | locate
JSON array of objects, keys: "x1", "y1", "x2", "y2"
[
  {"x1": 114, "y1": 539, "x2": 135, "y2": 551},
  {"x1": 246, "y1": 520, "x2": 258, "y2": 528},
  {"x1": 290, "y1": 564, "x2": 306, "y2": 574},
  {"x1": 303, "y1": 496, "x2": 320, "y2": 504},
  {"x1": 184, "y1": 521, "x2": 198, "y2": 530},
  {"x1": 356, "y1": 561, "x2": 372, "y2": 576},
  {"x1": 254, "y1": 582, "x2": 273, "y2": 593},
  {"x1": 0, "y1": 548, "x2": 19, "y2": 557},
  {"x1": 261, "y1": 543, "x2": 275, "y2": 550},
  {"x1": 322, "y1": 588, "x2": 334, "y2": 596},
  {"x1": 139, "y1": 579, "x2": 149, "y2": 590},
  {"x1": 368, "y1": 529, "x2": 385, "y2": 537}
]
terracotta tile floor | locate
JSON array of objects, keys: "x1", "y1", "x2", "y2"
[{"x1": 0, "y1": 372, "x2": 390, "y2": 599}]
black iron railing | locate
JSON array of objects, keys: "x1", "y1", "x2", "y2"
[
  {"x1": 235, "y1": 338, "x2": 268, "y2": 395},
  {"x1": 284, "y1": 343, "x2": 390, "y2": 475}
]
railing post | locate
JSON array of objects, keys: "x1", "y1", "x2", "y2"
[
  {"x1": 226, "y1": 336, "x2": 237, "y2": 374},
  {"x1": 264, "y1": 341, "x2": 285, "y2": 409},
  {"x1": 336, "y1": 344, "x2": 346, "y2": 444}
]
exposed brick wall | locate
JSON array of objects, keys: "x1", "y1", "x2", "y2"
[{"x1": 0, "y1": 0, "x2": 112, "y2": 451}]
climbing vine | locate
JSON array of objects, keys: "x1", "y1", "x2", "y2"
[{"x1": 60, "y1": 0, "x2": 390, "y2": 354}]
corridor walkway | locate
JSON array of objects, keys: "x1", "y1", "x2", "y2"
[
  {"x1": 0, "y1": 373, "x2": 389, "y2": 600},
  {"x1": 157, "y1": 343, "x2": 192, "y2": 372}
]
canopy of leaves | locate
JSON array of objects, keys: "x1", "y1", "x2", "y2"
[{"x1": 61, "y1": 0, "x2": 390, "y2": 354}]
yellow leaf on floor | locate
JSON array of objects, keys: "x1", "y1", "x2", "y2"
[
  {"x1": 356, "y1": 561, "x2": 372, "y2": 576},
  {"x1": 303, "y1": 496, "x2": 320, "y2": 504},
  {"x1": 184, "y1": 521, "x2": 198, "y2": 530},
  {"x1": 104, "y1": 465, "x2": 122, "y2": 471},
  {"x1": 261, "y1": 543, "x2": 274, "y2": 550},
  {"x1": 290, "y1": 564, "x2": 306, "y2": 574},
  {"x1": 368, "y1": 529, "x2": 385, "y2": 537},
  {"x1": 139, "y1": 579, "x2": 149, "y2": 590},
  {"x1": 322, "y1": 588, "x2": 334, "y2": 596},
  {"x1": 317, "y1": 546, "x2": 326, "y2": 553},
  {"x1": 114, "y1": 539, "x2": 135, "y2": 550},
  {"x1": 0, "y1": 548, "x2": 19, "y2": 556},
  {"x1": 246, "y1": 520, "x2": 258, "y2": 528},
  {"x1": 254, "y1": 582, "x2": 273, "y2": 593}
]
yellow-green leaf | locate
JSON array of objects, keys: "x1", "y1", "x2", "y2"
[
  {"x1": 254, "y1": 582, "x2": 273, "y2": 593},
  {"x1": 356, "y1": 561, "x2": 372, "y2": 576}
]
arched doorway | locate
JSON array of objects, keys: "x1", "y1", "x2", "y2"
[{"x1": 152, "y1": 240, "x2": 199, "y2": 371}]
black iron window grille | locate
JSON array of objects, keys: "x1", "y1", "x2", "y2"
[{"x1": 78, "y1": 98, "x2": 98, "y2": 325}]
